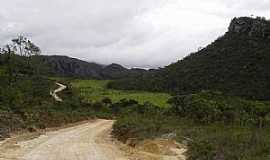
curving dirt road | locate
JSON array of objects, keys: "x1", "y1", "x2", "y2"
[
  {"x1": 0, "y1": 81, "x2": 186, "y2": 160},
  {"x1": 50, "y1": 82, "x2": 67, "y2": 102},
  {"x1": 0, "y1": 120, "x2": 127, "y2": 160}
]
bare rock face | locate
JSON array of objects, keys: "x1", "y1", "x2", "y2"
[{"x1": 229, "y1": 17, "x2": 270, "y2": 38}]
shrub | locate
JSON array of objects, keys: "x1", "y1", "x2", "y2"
[{"x1": 168, "y1": 91, "x2": 270, "y2": 127}]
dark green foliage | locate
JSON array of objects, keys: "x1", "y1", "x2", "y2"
[
  {"x1": 112, "y1": 101, "x2": 166, "y2": 142},
  {"x1": 112, "y1": 92, "x2": 270, "y2": 160},
  {"x1": 168, "y1": 91, "x2": 270, "y2": 127},
  {"x1": 0, "y1": 37, "x2": 97, "y2": 139},
  {"x1": 0, "y1": 76, "x2": 96, "y2": 138},
  {"x1": 101, "y1": 97, "x2": 112, "y2": 104},
  {"x1": 109, "y1": 17, "x2": 270, "y2": 101}
]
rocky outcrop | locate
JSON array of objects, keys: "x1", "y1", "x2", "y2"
[{"x1": 229, "y1": 17, "x2": 270, "y2": 38}]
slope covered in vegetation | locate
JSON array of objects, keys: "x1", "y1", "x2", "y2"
[
  {"x1": 113, "y1": 91, "x2": 270, "y2": 160},
  {"x1": 0, "y1": 37, "x2": 96, "y2": 140},
  {"x1": 1, "y1": 17, "x2": 270, "y2": 160},
  {"x1": 109, "y1": 17, "x2": 270, "y2": 100}
]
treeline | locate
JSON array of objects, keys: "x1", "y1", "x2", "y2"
[{"x1": 108, "y1": 17, "x2": 270, "y2": 101}]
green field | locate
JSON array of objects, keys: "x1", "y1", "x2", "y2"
[{"x1": 71, "y1": 80, "x2": 171, "y2": 107}]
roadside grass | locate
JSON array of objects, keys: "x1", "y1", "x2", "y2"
[
  {"x1": 71, "y1": 79, "x2": 171, "y2": 107},
  {"x1": 115, "y1": 114, "x2": 270, "y2": 160},
  {"x1": 112, "y1": 91, "x2": 270, "y2": 160}
]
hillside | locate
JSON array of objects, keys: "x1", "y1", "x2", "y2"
[
  {"x1": 109, "y1": 17, "x2": 270, "y2": 100},
  {"x1": 1, "y1": 30, "x2": 270, "y2": 160},
  {"x1": 0, "y1": 37, "x2": 99, "y2": 140},
  {"x1": 39, "y1": 55, "x2": 146, "y2": 79}
]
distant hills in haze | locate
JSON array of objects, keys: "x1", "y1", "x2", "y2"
[{"x1": 39, "y1": 55, "x2": 146, "y2": 79}]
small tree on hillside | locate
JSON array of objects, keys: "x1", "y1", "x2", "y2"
[
  {"x1": 0, "y1": 36, "x2": 42, "y2": 112},
  {"x1": 12, "y1": 36, "x2": 41, "y2": 74},
  {"x1": 0, "y1": 36, "x2": 42, "y2": 79}
]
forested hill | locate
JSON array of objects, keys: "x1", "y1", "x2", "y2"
[
  {"x1": 37, "y1": 55, "x2": 146, "y2": 79},
  {"x1": 108, "y1": 17, "x2": 270, "y2": 100}
]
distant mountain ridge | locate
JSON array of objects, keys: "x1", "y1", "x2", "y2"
[
  {"x1": 39, "y1": 55, "x2": 146, "y2": 79},
  {"x1": 108, "y1": 17, "x2": 270, "y2": 100}
]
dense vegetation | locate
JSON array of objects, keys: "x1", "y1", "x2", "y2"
[
  {"x1": 71, "y1": 79, "x2": 170, "y2": 107},
  {"x1": 109, "y1": 17, "x2": 270, "y2": 101},
  {"x1": 112, "y1": 91, "x2": 270, "y2": 160},
  {"x1": 168, "y1": 91, "x2": 270, "y2": 127},
  {"x1": 0, "y1": 36, "x2": 96, "y2": 139},
  {"x1": 108, "y1": 17, "x2": 270, "y2": 160},
  {"x1": 54, "y1": 78, "x2": 270, "y2": 160}
]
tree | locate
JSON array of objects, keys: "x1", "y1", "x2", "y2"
[
  {"x1": 0, "y1": 36, "x2": 42, "y2": 80},
  {"x1": 12, "y1": 36, "x2": 41, "y2": 74},
  {"x1": 12, "y1": 36, "x2": 41, "y2": 57}
]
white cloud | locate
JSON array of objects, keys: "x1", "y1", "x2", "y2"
[{"x1": 0, "y1": 0, "x2": 270, "y2": 68}]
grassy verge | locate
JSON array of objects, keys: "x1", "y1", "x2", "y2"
[
  {"x1": 112, "y1": 91, "x2": 270, "y2": 160},
  {"x1": 71, "y1": 79, "x2": 171, "y2": 107}
]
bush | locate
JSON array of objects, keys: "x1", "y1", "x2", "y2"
[
  {"x1": 168, "y1": 91, "x2": 270, "y2": 127},
  {"x1": 113, "y1": 92, "x2": 270, "y2": 160},
  {"x1": 113, "y1": 103, "x2": 166, "y2": 142},
  {"x1": 0, "y1": 76, "x2": 98, "y2": 138}
]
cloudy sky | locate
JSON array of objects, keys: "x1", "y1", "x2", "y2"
[{"x1": 1, "y1": 0, "x2": 270, "y2": 68}]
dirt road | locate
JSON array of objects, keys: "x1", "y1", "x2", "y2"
[
  {"x1": 50, "y1": 82, "x2": 67, "y2": 102},
  {"x1": 0, "y1": 120, "x2": 127, "y2": 160}
]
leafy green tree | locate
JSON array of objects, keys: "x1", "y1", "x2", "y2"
[{"x1": 11, "y1": 36, "x2": 41, "y2": 75}]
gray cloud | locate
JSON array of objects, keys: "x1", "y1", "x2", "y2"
[{"x1": 1, "y1": 0, "x2": 270, "y2": 68}]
